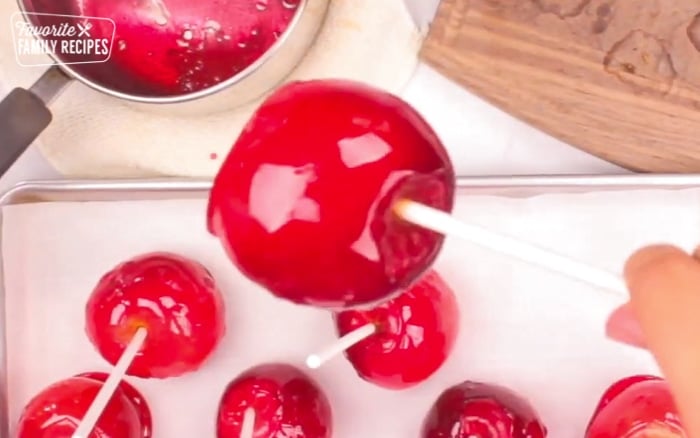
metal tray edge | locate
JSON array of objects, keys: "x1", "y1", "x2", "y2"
[
  {"x1": 3, "y1": 174, "x2": 700, "y2": 206},
  {"x1": 0, "y1": 178, "x2": 213, "y2": 205}
]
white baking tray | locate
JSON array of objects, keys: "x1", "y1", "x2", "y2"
[{"x1": 0, "y1": 174, "x2": 696, "y2": 438}]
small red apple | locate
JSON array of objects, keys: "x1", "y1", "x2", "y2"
[
  {"x1": 217, "y1": 363, "x2": 332, "y2": 438},
  {"x1": 85, "y1": 252, "x2": 226, "y2": 378},
  {"x1": 421, "y1": 380, "x2": 547, "y2": 437},
  {"x1": 586, "y1": 375, "x2": 686, "y2": 437},
  {"x1": 16, "y1": 373, "x2": 151, "y2": 438},
  {"x1": 334, "y1": 270, "x2": 459, "y2": 389},
  {"x1": 208, "y1": 79, "x2": 455, "y2": 309}
]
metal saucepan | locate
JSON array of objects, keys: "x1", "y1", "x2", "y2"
[{"x1": 0, "y1": 0, "x2": 329, "y2": 176}]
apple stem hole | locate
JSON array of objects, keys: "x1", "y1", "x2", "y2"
[
  {"x1": 306, "y1": 323, "x2": 377, "y2": 369},
  {"x1": 394, "y1": 199, "x2": 627, "y2": 298},
  {"x1": 71, "y1": 327, "x2": 148, "y2": 438}
]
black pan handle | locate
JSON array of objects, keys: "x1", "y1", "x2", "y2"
[{"x1": 0, "y1": 66, "x2": 72, "y2": 176}]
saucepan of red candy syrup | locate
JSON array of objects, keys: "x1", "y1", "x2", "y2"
[{"x1": 0, "y1": 0, "x2": 329, "y2": 174}]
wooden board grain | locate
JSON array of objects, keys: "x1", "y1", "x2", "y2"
[{"x1": 420, "y1": 0, "x2": 700, "y2": 172}]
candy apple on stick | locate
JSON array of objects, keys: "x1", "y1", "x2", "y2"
[
  {"x1": 85, "y1": 252, "x2": 226, "y2": 379},
  {"x1": 306, "y1": 270, "x2": 459, "y2": 390},
  {"x1": 16, "y1": 355, "x2": 151, "y2": 438},
  {"x1": 207, "y1": 78, "x2": 456, "y2": 309},
  {"x1": 217, "y1": 363, "x2": 332, "y2": 438},
  {"x1": 208, "y1": 78, "x2": 630, "y2": 313},
  {"x1": 74, "y1": 252, "x2": 226, "y2": 436}
]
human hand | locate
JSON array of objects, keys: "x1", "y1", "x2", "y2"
[{"x1": 607, "y1": 244, "x2": 700, "y2": 437}]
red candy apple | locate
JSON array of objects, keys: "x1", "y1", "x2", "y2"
[
  {"x1": 17, "y1": 373, "x2": 151, "y2": 437},
  {"x1": 589, "y1": 374, "x2": 660, "y2": 420},
  {"x1": 334, "y1": 270, "x2": 459, "y2": 389},
  {"x1": 421, "y1": 381, "x2": 547, "y2": 438},
  {"x1": 208, "y1": 79, "x2": 455, "y2": 309},
  {"x1": 586, "y1": 375, "x2": 686, "y2": 437},
  {"x1": 86, "y1": 252, "x2": 226, "y2": 379},
  {"x1": 217, "y1": 363, "x2": 332, "y2": 438}
]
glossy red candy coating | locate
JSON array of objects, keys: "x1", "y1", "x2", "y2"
[
  {"x1": 16, "y1": 374, "x2": 151, "y2": 438},
  {"x1": 85, "y1": 252, "x2": 226, "y2": 378},
  {"x1": 25, "y1": 0, "x2": 300, "y2": 96},
  {"x1": 208, "y1": 79, "x2": 455, "y2": 309},
  {"x1": 217, "y1": 363, "x2": 332, "y2": 438},
  {"x1": 421, "y1": 381, "x2": 547, "y2": 438},
  {"x1": 586, "y1": 376, "x2": 685, "y2": 437},
  {"x1": 77, "y1": 372, "x2": 153, "y2": 435},
  {"x1": 334, "y1": 270, "x2": 459, "y2": 389},
  {"x1": 589, "y1": 375, "x2": 661, "y2": 420}
]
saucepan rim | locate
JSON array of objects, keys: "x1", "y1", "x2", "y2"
[{"x1": 14, "y1": 0, "x2": 318, "y2": 104}]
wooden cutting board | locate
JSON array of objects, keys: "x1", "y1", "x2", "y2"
[{"x1": 420, "y1": 0, "x2": 700, "y2": 172}]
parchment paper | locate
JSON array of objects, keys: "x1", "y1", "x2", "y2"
[{"x1": 3, "y1": 188, "x2": 698, "y2": 437}]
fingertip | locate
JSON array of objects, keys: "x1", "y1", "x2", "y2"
[
  {"x1": 624, "y1": 244, "x2": 687, "y2": 276},
  {"x1": 607, "y1": 245, "x2": 688, "y2": 350},
  {"x1": 623, "y1": 245, "x2": 689, "y2": 293},
  {"x1": 620, "y1": 244, "x2": 700, "y2": 436},
  {"x1": 605, "y1": 303, "x2": 647, "y2": 349}
]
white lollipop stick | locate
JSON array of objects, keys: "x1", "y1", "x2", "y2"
[
  {"x1": 72, "y1": 327, "x2": 148, "y2": 438},
  {"x1": 306, "y1": 323, "x2": 376, "y2": 369},
  {"x1": 240, "y1": 407, "x2": 256, "y2": 438},
  {"x1": 394, "y1": 200, "x2": 627, "y2": 297}
]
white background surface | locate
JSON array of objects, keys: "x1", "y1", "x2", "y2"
[
  {"x1": 0, "y1": 0, "x2": 626, "y2": 195},
  {"x1": 4, "y1": 189, "x2": 680, "y2": 437}
]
